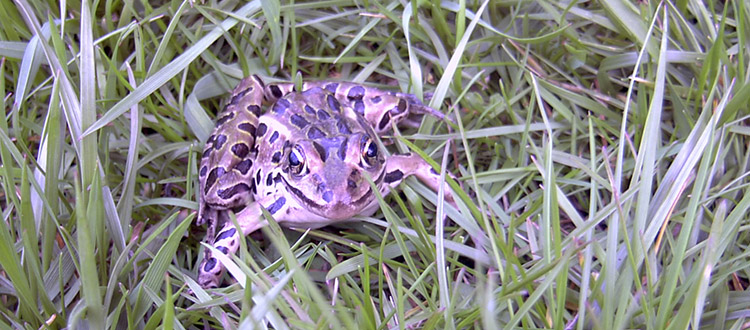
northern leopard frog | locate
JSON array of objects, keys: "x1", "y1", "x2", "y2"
[{"x1": 197, "y1": 75, "x2": 454, "y2": 288}]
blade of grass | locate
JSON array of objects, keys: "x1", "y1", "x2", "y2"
[
  {"x1": 81, "y1": 1, "x2": 262, "y2": 138},
  {"x1": 133, "y1": 212, "x2": 192, "y2": 321},
  {"x1": 76, "y1": 166, "x2": 104, "y2": 328},
  {"x1": 0, "y1": 58, "x2": 41, "y2": 325}
]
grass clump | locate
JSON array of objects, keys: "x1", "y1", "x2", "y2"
[{"x1": 1, "y1": 0, "x2": 749, "y2": 328}]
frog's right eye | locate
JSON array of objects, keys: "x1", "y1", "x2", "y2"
[
  {"x1": 360, "y1": 136, "x2": 380, "y2": 168},
  {"x1": 289, "y1": 146, "x2": 306, "y2": 176}
]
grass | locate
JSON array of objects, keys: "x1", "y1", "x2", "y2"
[{"x1": 1, "y1": 0, "x2": 749, "y2": 328}]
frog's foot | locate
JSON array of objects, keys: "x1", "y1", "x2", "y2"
[
  {"x1": 198, "y1": 204, "x2": 265, "y2": 288},
  {"x1": 383, "y1": 152, "x2": 457, "y2": 207}
]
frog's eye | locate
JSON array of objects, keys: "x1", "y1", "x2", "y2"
[
  {"x1": 361, "y1": 137, "x2": 379, "y2": 167},
  {"x1": 289, "y1": 146, "x2": 306, "y2": 175}
]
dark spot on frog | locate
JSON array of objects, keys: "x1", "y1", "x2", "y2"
[
  {"x1": 337, "y1": 120, "x2": 351, "y2": 134},
  {"x1": 378, "y1": 111, "x2": 391, "y2": 130},
  {"x1": 230, "y1": 87, "x2": 251, "y2": 105},
  {"x1": 322, "y1": 190, "x2": 333, "y2": 203},
  {"x1": 202, "y1": 148, "x2": 212, "y2": 158},
  {"x1": 267, "y1": 197, "x2": 286, "y2": 214},
  {"x1": 256, "y1": 169, "x2": 262, "y2": 185},
  {"x1": 324, "y1": 83, "x2": 339, "y2": 93},
  {"x1": 307, "y1": 126, "x2": 326, "y2": 139},
  {"x1": 234, "y1": 159, "x2": 252, "y2": 175},
  {"x1": 371, "y1": 95, "x2": 382, "y2": 103},
  {"x1": 271, "y1": 151, "x2": 282, "y2": 163},
  {"x1": 347, "y1": 179, "x2": 357, "y2": 189},
  {"x1": 205, "y1": 167, "x2": 226, "y2": 193},
  {"x1": 215, "y1": 228, "x2": 236, "y2": 242},
  {"x1": 256, "y1": 123, "x2": 268, "y2": 136},
  {"x1": 313, "y1": 142, "x2": 327, "y2": 162},
  {"x1": 392, "y1": 99, "x2": 407, "y2": 115},
  {"x1": 347, "y1": 86, "x2": 365, "y2": 100},
  {"x1": 317, "y1": 109, "x2": 330, "y2": 120},
  {"x1": 327, "y1": 94, "x2": 341, "y2": 112},
  {"x1": 231, "y1": 143, "x2": 249, "y2": 158},
  {"x1": 291, "y1": 114, "x2": 309, "y2": 129},
  {"x1": 305, "y1": 105, "x2": 316, "y2": 114},
  {"x1": 217, "y1": 246, "x2": 229, "y2": 255},
  {"x1": 216, "y1": 112, "x2": 235, "y2": 126},
  {"x1": 337, "y1": 137, "x2": 348, "y2": 161},
  {"x1": 269, "y1": 131, "x2": 279, "y2": 144},
  {"x1": 203, "y1": 258, "x2": 216, "y2": 272},
  {"x1": 384, "y1": 170, "x2": 404, "y2": 184},
  {"x1": 251, "y1": 75, "x2": 265, "y2": 87},
  {"x1": 214, "y1": 134, "x2": 228, "y2": 150},
  {"x1": 269, "y1": 85, "x2": 283, "y2": 99},
  {"x1": 246, "y1": 104, "x2": 261, "y2": 115},
  {"x1": 238, "y1": 123, "x2": 256, "y2": 135},
  {"x1": 430, "y1": 168, "x2": 439, "y2": 175},
  {"x1": 266, "y1": 172, "x2": 273, "y2": 186},
  {"x1": 200, "y1": 166, "x2": 208, "y2": 177},
  {"x1": 273, "y1": 98, "x2": 291, "y2": 115},
  {"x1": 218, "y1": 183, "x2": 251, "y2": 199},
  {"x1": 353, "y1": 100, "x2": 365, "y2": 115}
]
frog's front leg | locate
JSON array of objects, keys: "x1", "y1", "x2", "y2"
[
  {"x1": 198, "y1": 195, "x2": 289, "y2": 288},
  {"x1": 382, "y1": 153, "x2": 456, "y2": 205}
]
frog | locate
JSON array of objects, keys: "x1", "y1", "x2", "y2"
[{"x1": 197, "y1": 75, "x2": 455, "y2": 288}]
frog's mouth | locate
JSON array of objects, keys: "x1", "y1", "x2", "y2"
[{"x1": 277, "y1": 170, "x2": 384, "y2": 219}]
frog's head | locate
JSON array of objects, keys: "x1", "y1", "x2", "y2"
[{"x1": 279, "y1": 129, "x2": 386, "y2": 219}]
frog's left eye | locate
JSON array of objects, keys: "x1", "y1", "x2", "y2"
[
  {"x1": 361, "y1": 137, "x2": 379, "y2": 167},
  {"x1": 289, "y1": 146, "x2": 306, "y2": 175}
]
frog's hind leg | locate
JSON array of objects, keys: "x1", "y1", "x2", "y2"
[{"x1": 198, "y1": 76, "x2": 264, "y2": 225}]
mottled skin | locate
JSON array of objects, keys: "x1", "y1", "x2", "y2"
[{"x1": 197, "y1": 75, "x2": 454, "y2": 288}]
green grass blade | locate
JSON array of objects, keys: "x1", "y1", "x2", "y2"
[
  {"x1": 133, "y1": 212, "x2": 192, "y2": 320},
  {"x1": 81, "y1": 1, "x2": 262, "y2": 138},
  {"x1": 76, "y1": 166, "x2": 104, "y2": 327}
]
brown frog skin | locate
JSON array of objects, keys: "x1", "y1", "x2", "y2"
[{"x1": 197, "y1": 75, "x2": 454, "y2": 288}]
